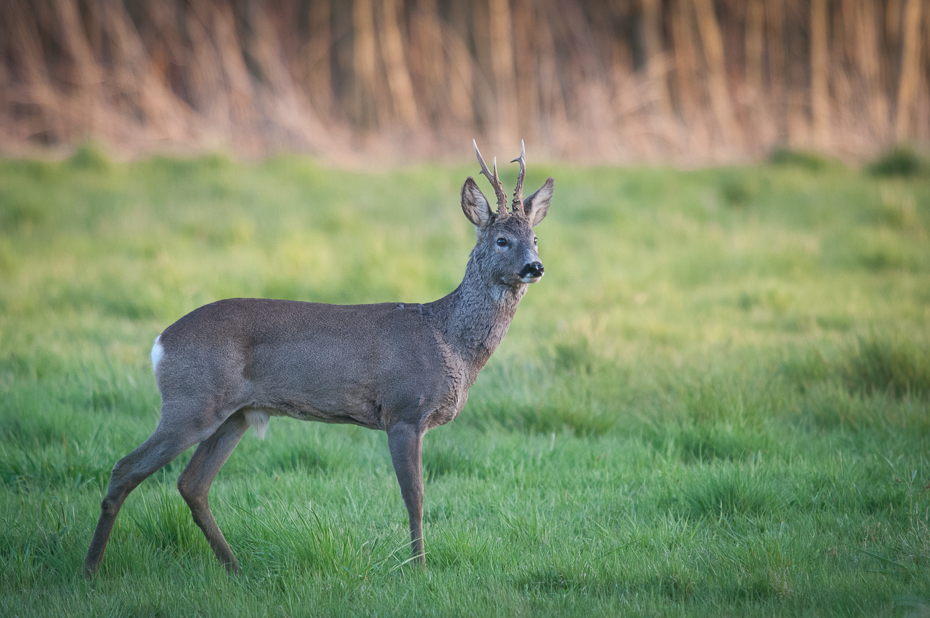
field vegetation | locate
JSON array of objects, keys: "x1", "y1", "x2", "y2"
[{"x1": 1, "y1": 148, "x2": 929, "y2": 616}]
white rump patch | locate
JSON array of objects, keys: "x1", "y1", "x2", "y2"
[
  {"x1": 244, "y1": 409, "x2": 270, "y2": 440},
  {"x1": 150, "y1": 336, "x2": 165, "y2": 373}
]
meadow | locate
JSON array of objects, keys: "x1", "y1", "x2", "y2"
[{"x1": 1, "y1": 146, "x2": 929, "y2": 616}]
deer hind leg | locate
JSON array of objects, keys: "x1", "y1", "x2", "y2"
[
  {"x1": 83, "y1": 421, "x2": 202, "y2": 578},
  {"x1": 176, "y1": 410, "x2": 250, "y2": 573}
]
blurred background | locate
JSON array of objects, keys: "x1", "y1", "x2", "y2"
[{"x1": 1, "y1": 0, "x2": 927, "y2": 163}]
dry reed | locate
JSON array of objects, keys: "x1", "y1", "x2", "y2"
[{"x1": 0, "y1": 0, "x2": 927, "y2": 162}]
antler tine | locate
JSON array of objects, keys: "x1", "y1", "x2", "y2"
[
  {"x1": 473, "y1": 139, "x2": 509, "y2": 214},
  {"x1": 510, "y1": 139, "x2": 526, "y2": 215}
]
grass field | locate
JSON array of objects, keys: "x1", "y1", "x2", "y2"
[{"x1": 1, "y1": 147, "x2": 929, "y2": 616}]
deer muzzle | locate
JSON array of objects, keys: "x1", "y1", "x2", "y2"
[{"x1": 519, "y1": 261, "x2": 545, "y2": 283}]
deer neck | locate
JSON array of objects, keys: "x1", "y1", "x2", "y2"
[{"x1": 432, "y1": 257, "x2": 527, "y2": 380}]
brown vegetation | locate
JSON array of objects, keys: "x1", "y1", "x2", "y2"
[{"x1": 0, "y1": 0, "x2": 927, "y2": 162}]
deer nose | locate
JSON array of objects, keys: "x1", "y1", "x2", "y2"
[{"x1": 520, "y1": 261, "x2": 545, "y2": 279}]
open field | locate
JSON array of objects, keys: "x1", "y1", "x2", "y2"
[{"x1": 1, "y1": 148, "x2": 929, "y2": 616}]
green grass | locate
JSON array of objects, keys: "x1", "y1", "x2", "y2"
[
  {"x1": 1, "y1": 151, "x2": 929, "y2": 616},
  {"x1": 868, "y1": 146, "x2": 930, "y2": 178}
]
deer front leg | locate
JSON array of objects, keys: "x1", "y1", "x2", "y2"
[{"x1": 387, "y1": 422, "x2": 425, "y2": 566}]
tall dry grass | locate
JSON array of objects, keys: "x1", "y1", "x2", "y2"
[{"x1": 0, "y1": 0, "x2": 927, "y2": 162}]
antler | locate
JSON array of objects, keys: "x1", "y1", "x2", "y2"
[
  {"x1": 473, "y1": 139, "x2": 508, "y2": 214},
  {"x1": 510, "y1": 140, "x2": 526, "y2": 215}
]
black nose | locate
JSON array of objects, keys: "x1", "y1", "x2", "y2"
[{"x1": 520, "y1": 261, "x2": 545, "y2": 278}]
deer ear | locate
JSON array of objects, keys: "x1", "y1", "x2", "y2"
[
  {"x1": 523, "y1": 177, "x2": 554, "y2": 228},
  {"x1": 461, "y1": 177, "x2": 493, "y2": 228}
]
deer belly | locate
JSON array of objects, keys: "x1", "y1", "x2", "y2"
[{"x1": 244, "y1": 393, "x2": 385, "y2": 431}]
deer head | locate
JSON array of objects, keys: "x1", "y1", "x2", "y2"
[{"x1": 461, "y1": 140, "x2": 555, "y2": 288}]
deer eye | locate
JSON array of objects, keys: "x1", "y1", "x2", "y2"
[
  {"x1": 496, "y1": 237, "x2": 508, "y2": 247},
  {"x1": 533, "y1": 236, "x2": 538, "y2": 245}
]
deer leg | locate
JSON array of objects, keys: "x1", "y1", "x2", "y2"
[
  {"x1": 176, "y1": 410, "x2": 250, "y2": 573},
  {"x1": 83, "y1": 425, "x2": 200, "y2": 578},
  {"x1": 387, "y1": 422, "x2": 425, "y2": 566}
]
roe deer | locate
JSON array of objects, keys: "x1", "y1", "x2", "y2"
[{"x1": 83, "y1": 141, "x2": 554, "y2": 576}]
